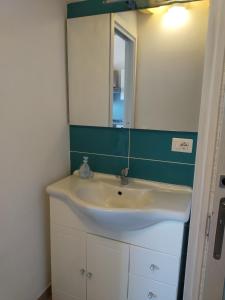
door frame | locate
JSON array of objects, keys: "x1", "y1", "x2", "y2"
[{"x1": 183, "y1": 0, "x2": 225, "y2": 299}]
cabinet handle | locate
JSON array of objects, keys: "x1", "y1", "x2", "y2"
[
  {"x1": 148, "y1": 292, "x2": 157, "y2": 299},
  {"x1": 80, "y1": 269, "x2": 86, "y2": 275},
  {"x1": 87, "y1": 272, "x2": 93, "y2": 279},
  {"x1": 149, "y1": 264, "x2": 159, "y2": 272}
]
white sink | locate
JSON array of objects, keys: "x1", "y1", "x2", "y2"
[{"x1": 47, "y1": 172, "x2": 192, "y2": 231}]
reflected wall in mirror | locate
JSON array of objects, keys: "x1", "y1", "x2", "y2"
[{"x1": 67, "y1": 1, "x2": 209, "y2": 131}]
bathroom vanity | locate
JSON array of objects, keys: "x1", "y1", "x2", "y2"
[{"x1": 47, "y1": 172, "x2": 191, "y2": 300}]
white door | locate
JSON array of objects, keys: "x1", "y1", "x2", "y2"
[
  {"x1": 86, "y1": 234, "x2": 129, "y2": 300},
  {"x1": 51, "y1": 225, "x2": 86, "y2": 300},
  {"x1": 202, "y1": 78, "x2": 225, "y2": 300}
]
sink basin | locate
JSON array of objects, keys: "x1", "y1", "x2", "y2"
[
  {"x1": 47, "y1": 172, "x2": 192, "y2": 231},
  {"x1": 75, "y1": 181, "x2": 153, "y2": 209}
]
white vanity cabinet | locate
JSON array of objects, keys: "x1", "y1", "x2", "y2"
[{"x1": 50, "y1": 196, "x2": 185, "y2": 300}]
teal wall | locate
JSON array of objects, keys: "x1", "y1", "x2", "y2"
[
  {"x1": 70, "y1": 126, "x2": 197, "y2": 187},
  {"x1": 67, "y1": 0, "x2": 154, "y2": 19}
]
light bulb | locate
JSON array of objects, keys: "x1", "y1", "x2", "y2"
[{"x1": 163, "y1": 5, "x2": 189, "y2": 29}]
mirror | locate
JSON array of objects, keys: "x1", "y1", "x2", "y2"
[
  {"x1": 67, "y1": 1, "x2": 208, "y2": 131},
  {"x1": 112, "y1": 27, "x2": 136, "y2": 128}
]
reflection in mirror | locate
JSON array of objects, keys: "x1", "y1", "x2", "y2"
[
  {"x1": 112, "y1": 28, "x2": 135, "y2": 128},
  {"x1": 67, "y1": 1, "x2": 209, "y2": 131}
]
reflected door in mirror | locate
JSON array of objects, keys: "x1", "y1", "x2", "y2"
[{"x1": 112, "y1": 26, "x2": 136, "y2": 128}]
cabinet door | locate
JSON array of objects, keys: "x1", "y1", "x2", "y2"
[
  {"x1": 51, "y1": 224, "x2": 86, "y2": 300},
  {"x1": 86, "y1": 234, "x2": 129, "y2": 300},
  {"x1": 67, "y1": 14, "x2": 111, "y2": 127}
]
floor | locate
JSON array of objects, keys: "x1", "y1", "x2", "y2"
[
  {"x1": 47, "y1": 290, "x2": 51, "y2": 300},
  {"x1": 38, "y1": 287, "x2": 52, "y2": 300}
]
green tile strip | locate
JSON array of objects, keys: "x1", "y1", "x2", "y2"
[
  {"x1": 130, "y1": 129, "x2": 197, "y2": 164},
  {"x1": 70, "y1": 126, "x2": 129, "y2": 157},
  {"x1": 71, "y1": 152, "x2": 128, "y2": 177},
  {"x1": 67, "y1": 0, "x2": 131, "y2": 19},
  {"x1": 67, "y1": 0, "x2": 153, "y2": 19},
  {"x1": 70, "y1": 125, "x2": 197, "y2": 187}
]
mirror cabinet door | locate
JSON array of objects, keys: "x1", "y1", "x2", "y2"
[{"x1": 67, "y1": 14, "x2": 111, "y2": 127}]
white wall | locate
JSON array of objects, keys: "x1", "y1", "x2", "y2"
[
  {"x1": 0, "y1": 0, "x2": 69, "y2": 299},
  {"x1": 135, "y1": 2, "x2": 209, "y2": 131}
]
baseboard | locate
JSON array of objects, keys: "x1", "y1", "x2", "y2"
[{"x1": 37, "y1": 285, "x2": 51, "y2": 300}]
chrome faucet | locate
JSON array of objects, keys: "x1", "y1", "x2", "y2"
[{"x1": 120, "y1": 168, "x2": 129, "y2": 185}]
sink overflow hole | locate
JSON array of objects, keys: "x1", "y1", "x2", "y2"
[{"x1": 118, "y1": 191, "x2": 123, "y2": 196}]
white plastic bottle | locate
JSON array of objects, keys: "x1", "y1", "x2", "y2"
[{"x1": 79, "y1": 156, "x2": 92, "y2": 179}]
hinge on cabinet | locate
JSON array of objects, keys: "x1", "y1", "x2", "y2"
[{"x1": 205, "y1": 215, "x2": 212, "y2": 237}]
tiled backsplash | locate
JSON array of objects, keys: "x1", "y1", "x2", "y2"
[{"x1": 70, "y1": 125, "x2": 197, "y2": 187}]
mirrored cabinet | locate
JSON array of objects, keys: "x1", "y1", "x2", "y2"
[{"x1": 67, "y1": 5, "x2": 207, "y2": 131}]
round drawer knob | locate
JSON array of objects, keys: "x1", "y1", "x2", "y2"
[
  {"x1": 149, "y1": 264, "x2": 159, "y2": 272},
  {"x1": 87, "y1": 272, "x2": 93, "y2": 279},
  {"x1": 148, "y1": 291, "x2": 157, "y2": 299}
]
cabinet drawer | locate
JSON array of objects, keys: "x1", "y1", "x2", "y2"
[
  {"x1": 130, "y1": 246, "x2": 180, "y2": 286},
  {"x1": 128, "y1": 274, "x2": 177, "y2": 300}
]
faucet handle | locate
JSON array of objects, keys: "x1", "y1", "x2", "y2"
[{"x1": 121, "y1": 168, "x2": 129, "y2": 177}]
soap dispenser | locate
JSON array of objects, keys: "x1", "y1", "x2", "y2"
[{"x1": 79, "y1": 156, "x2": 92, "y2": 179}]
